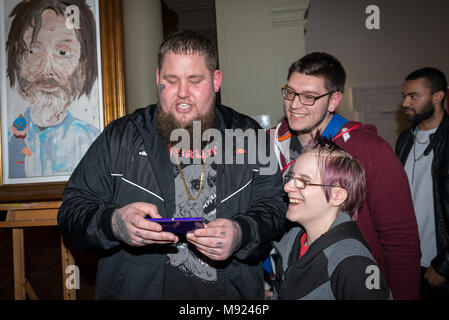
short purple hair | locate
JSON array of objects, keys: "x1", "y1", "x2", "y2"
[{"x1": 303, "y1": 135, "x2": 366, "y2": 219}]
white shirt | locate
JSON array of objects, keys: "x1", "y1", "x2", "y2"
[{"x1": 404, "y1": 127, "x2": 437, "y2": 267}]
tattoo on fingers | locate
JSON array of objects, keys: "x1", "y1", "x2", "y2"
[{"x1": 209, "y1": 249, "x2": 218, "y2": 259}]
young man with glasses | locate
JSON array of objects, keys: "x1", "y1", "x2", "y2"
[
  {"x1": 271, "y1": 52, "x2": 421, "y2": 299},
  {"x1": 271, "y1": 137, "x2": 391, "y2": 299}
]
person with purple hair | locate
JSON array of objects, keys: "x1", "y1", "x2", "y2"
[{"x1": 271, "y1": 136, "x2": 391, "y2": 299}]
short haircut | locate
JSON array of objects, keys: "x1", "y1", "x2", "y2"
[
  {"x1": 157, "y1": 30, "x2": 218, "y2": 73},
  {"x1": 287, "y1": 52, "x2": 346, "y2": 93},
  {"x1": 303, "y1": 135, "x2": 366, "y2": 218},
  {"x1": 405, "y1": 67, "x2": 447, "y2": 106},
  {"x1": 6, "y1": 0, "x2": 98, "y2": 97}
]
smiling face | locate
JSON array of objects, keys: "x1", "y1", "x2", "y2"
[
  {"x1": 284, "y1": 151, "x2": 334, "y2": 226},
  {"x1": 284, "y1": 72, "x2": 341, "y2": 141},
  {"x1": 17, "y1": 9, "x2": 83, "y2": 127},
  {"x1": 156, "y1": 52, "x2": 222, "y2": 128}
]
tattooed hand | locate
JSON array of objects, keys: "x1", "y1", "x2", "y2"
[
  {"x1": 111, "y1": 202, "x2": 179, "y2": 246},
  {"x1": 186, "y1": 218, "x2": 242, "y2": 261}
]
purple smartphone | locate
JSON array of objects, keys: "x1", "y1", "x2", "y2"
[{"x1": 147, "y1": 217, "x2": 204, "y2": 234}]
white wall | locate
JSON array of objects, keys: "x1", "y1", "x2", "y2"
[
  {"x1": 122, "y1": 0, "x2": 163, "y2": 113},
  {"x1": 121, "y1": 0, "x2": 310, "y2": 123},
  {"x1": 305, "y1": 0, "x2": 449, "y2": 122},
  {"x1": 215, "y1": 0, "x2": 309, "y2": 126},
  {"x1": 121, "y1": 0, "x2": 449, "y2": 131}
]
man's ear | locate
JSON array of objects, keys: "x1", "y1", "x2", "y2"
[
  {"x1": 328, "y1": 91, "x2": 343, "y2": 113},
  {"x1": 156, "y1": 69, "x2": 160, "y2": 85},
  {"x1": 330, "y1": 186, "x2": 348, "y2": 208},
  {"x1": 214, "y1": 70, "x2": 223, "y2": 93},
  {"x1": 432, "y1": 90, "x2": 445, "y2": 107}
]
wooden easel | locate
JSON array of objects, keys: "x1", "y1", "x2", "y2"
[{"x1": 0, "y1": 201, "x2": 76, "y2": 300}]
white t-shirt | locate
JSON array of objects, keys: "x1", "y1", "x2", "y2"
[{"x1": 404, "y1": 127, "x2": 437, "y2": 267}]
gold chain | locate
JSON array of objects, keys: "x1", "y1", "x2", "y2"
[
  {"x1": 174, "y1": 154, "x2": 206, "y2": 201},
  {"x1": 172, "y1": 135, "x2": 211, "y2": 201}
]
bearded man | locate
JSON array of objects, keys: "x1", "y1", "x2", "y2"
[
  {"x1": 58, "y1": 30, "x2": 286, "y2": 299},
  {"x1": 6, "y1": 0, "x2": 99, "y2": 177},
  {"x1": 396, "y1": 67, "x2": 449, "y2": 299}
]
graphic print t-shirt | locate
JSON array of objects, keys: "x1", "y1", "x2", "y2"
[{"x1": 163, "y1": 157, "x2": 220, "y2": 299}]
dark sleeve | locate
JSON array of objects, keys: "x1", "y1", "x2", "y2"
[
  {"x1": 57, "y1": 126, "x2": 121, "y2": 253},
  {"x1": 432, "y1": 247, "x2": 449, "y2": 279},
  {"x1": 232, "y1": 132, "x2": 287, "y2": 261},
  {"x1": 330, "y1": 256, "x2": 391, "y2": 300},
  {"x1": 431, "y1": 158, "x2": 449, "y2": 279}
]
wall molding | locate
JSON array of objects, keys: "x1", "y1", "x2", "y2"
[
  {"x1": 352, "y1": 83, "x2": 403, "y2": 122},
  {"x1": 163, "y1": 0, "x2": 214, "y2": 13},
  {"x1": 271, "y1": 5, "x2": 309, "y2": 26},
  {"x1": 351, "y1": 83, "x2": 407, "y2": 147}
]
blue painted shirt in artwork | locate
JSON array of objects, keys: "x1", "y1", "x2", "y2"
[
  {"x1": 8, "y1": 136, "x2": 28, "y2": 178},
  {"x1": 19, "y1": 108, "x2": 99, "y2": 177}
]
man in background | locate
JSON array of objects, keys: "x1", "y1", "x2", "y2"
[{"x1": 396, "y1": 67, "x2": 449, "y2": 299}]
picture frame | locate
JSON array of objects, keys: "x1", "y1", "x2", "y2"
[{"x1": 0, "y1": 0, "x2": 126, "y2": 203}]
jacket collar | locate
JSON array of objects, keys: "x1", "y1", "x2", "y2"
[
  {"x1": 127, "y1": 105, "x2": 176, "y2": 214},
  {"x1": 399, "y1": 111, "x2": 449, "y2": 163},
  {"x1": 431, "y1": 111, "x2": 449, "y2": 144},
  {"x1": 273, "y1": 115, "x2": 353, "y2": 173}
]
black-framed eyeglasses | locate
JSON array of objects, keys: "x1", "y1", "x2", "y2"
[
  {"x1": 281, "y1": 85, "x2": 335, "y2": 106},
  {"x1": 283, "y1": 172, "x2": 338, "y2": 189}
]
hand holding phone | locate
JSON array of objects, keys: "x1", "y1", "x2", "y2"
[{"x1": 112, "y1": 202, "x2": 178, "y2": 247}]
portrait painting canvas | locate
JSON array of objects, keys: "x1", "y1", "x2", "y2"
[{"x1": 0, "y1": 0, "x2": 104, "y2": 184}]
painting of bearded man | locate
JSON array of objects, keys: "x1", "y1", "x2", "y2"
[{"x1": 1, "y1": 0, "x2": 102, "y2": 182}]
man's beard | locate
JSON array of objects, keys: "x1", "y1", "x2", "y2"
[
  {"x1": 287, "y1": 97, "x2": 330, "y2": 135},
  {"x1": 404, "y1": 99, "x2": 435, "y2": 124},
  {"x1": 18, "y1": 70, "x2": 83, "y2": 128},
  {"x1": 156, "y1": 101, "x2": 215, "y2": 148}
]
